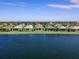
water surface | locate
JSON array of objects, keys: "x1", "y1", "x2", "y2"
[{"x1": 0, "y1": 34, "x2": 79, "y2": 59}]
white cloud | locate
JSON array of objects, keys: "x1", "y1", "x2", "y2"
[
  {"x1": 48, "y1": 4, "x2": 71, "y2": 9},
  {"x1": 70, "y1": 4, "x2": 79, "y2": 8},
  {"x1": 70, "y1": 0, "x2": 79, "y2": 4},
  {"x1": 48, "y1": 0, "x2": 79, "y2": 9},
  {"x1": 48, "y1": 4, "x2": 79, "y2": 9},
  {"x1": 0, "y1": 2, "x2": 26, "y2": 7}
]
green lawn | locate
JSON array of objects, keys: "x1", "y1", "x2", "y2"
[{"x1": 0, "y1": 31, "x2": 79, "y2": 34}]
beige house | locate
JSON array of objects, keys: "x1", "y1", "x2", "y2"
[
  {"x1": 71, "y1": 26, "x2": 79, "y2": 31},
  {"x1": 2, "y1": 25, "x2": 14, "y2": 31},
  {"x1": 24, "y1": 24, "x2": 33, "y2": 31},
  {"x1": 68, "y1": 26, "x2": 79, "y2": 32},
  {"x1": 58, "y1": 26, "x2": 67, "y2": 31},
  {"x1": 13, "y1": 24, "x2": 25, "y2": 31},
  {"x1": 45, "y1": 25, "x2": 55, "y2": 31},
  {"x1": 35, "y1": 24, "x2": 44, "y2": 31}
]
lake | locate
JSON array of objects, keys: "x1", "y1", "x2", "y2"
[{"x1": 0, "y1": 34, "x2": 79, "y2": 59}]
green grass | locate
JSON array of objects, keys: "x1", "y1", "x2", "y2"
[{"x1": 0, "y1": 31, "x2": 79, "y2": 34}]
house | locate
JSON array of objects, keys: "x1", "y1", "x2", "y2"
[
  {"x1": 45, "y1": 25, "x2": 55, "y2": 31},
  {"x1": 34, "y1": 23, "x2": 44, "y2": 31},
  {"x1": 24, "y1": 24, "x2": 33, "y2": 31},
  {"x1": 58, "y1": 26, "x2": 67, "y2": 31},
  {"x1": 68, "y1": 26, "x2": 79, "y2": 32},
  {"x1": 74, "y1": 26, "x2": 79, "y2": 31},
  {"x1": 2, "y1": 25, "x2": 14, "y2": 31},
  {"x1": 70, "y1": 26, "x2": 79, "y2": 32},
  {"x1": 13, "y1": 24, "x2": 25, "y2": 31},
  {"x1": 73, "y1": 22, "x2": 79, "y2": 31}
]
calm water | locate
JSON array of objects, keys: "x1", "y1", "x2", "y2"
[{"x1": 0, "y1": 34, "x2": 79, "y2": 59}]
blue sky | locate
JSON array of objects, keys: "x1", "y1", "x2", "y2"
[{"x1": 0, "y1": 0, "x2": 79, "y2": 21}]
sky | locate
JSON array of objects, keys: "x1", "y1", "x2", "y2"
[{"x1": 0, "y1": 0, "x2": 79, "y2": 21}]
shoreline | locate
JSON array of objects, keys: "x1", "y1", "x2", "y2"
[{"x1": 0, "y1": 31, "x2": 79, "y2": 35}]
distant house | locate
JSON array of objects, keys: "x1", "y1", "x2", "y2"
[
  {"x1": 69, "y1": 22, "x2": 79, "y2": 32},
  {"x1": 34, "y1": 24, "x2": 44, "y2": 31},
  {"x1": 58, "y1": 26, "x2": 67, "y2": 31},
  {"x1": 70, "y1": 26, "x2": 79, "y2": 32},
  {"x1": 74, "y1": 26, "x2": 79, "y2": 31},
  {"x1": 13, "y1": 24, "x2": 25, "y2": 31},
  {"x1": 2, "y1": 25, "x2": 14, "y2": 31},
  {"x1": 68, "y1": 26, "x2": 75, "y2": 32},
  {"x1": 45, "y1": 25, "x2": 55, "y2": 31},
  {"x1": 24, "y1": 24, "x2": 33, "y2": 31},
  {"x1": 68, "y1": 26, "x2": 79, "y2": 32}
]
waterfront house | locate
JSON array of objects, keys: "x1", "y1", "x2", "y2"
[
  {"x1": 13, "y1": 24, "x2": 25, "y2": 31},
  {"x1": 68, "y1": 26, "x2": 79, "y2": 32},
  {"x1": 58, "y1": 26, "x2": 67, "y2": 31},
  {"x1": 24, "y1": 24, "x2": 33, "y2": 31},
  {"x1": 34, "y1": 23, "x2": 44, "y2": 31},
  {"x1": 72, "y1": 26, "x2": 79, "y2": 32},
  {"x1": 45, "y1": 25, "x2": 55, "y2": 31},
  {"x1": 73, "y1": 22, "x2": 79, "y2": 31},
  {"x1": 2, "y1": 25, "x2": 14, "y2": 31}
]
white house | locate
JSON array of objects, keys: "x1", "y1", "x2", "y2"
[
  {"x1": 24, "y1": 24, "x2": 33, "y2": 31},
  {"x1": 58, "y1": 26, "x2": 67, "y2": 31},
  {"x1": 35, "y1": 24, "x2": 44, "y2": 31},
  {"x1": 13, "y1": 24, "x2": 25, "y2": 31}
]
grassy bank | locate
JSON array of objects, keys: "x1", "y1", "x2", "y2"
[{"x1": 0, "y1": 31, "x2": 79, "y2": 35}]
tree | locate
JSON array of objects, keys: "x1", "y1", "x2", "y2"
[{"x1": 54, "y1": 23, "x2": 62, "y2": 31}]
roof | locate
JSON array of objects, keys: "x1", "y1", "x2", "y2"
[
  {"x1": 13, "y1": 24, "x2": 25, "y2": 29},
  {"x1": 73, "y1": 26, "x2": 79, "y2": 29},
  {"x1": 69, "y1": 26, "x2": 79, "y2": 29},
  {"x1": 46, "y1": 25, "x2": 54, "y2": 29},
  {"x1": 2, "y1": 25, "x2": 13, "y2": 29},
  {"x1": 35, "y1": 24, "x2": 44, "y2": 29},
  {"x1": 58, "y1": 26, "x2": 67, "y2": 29},
  {"x1": 24, "y1": 25, "x2": 33, "y2": 29}
]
